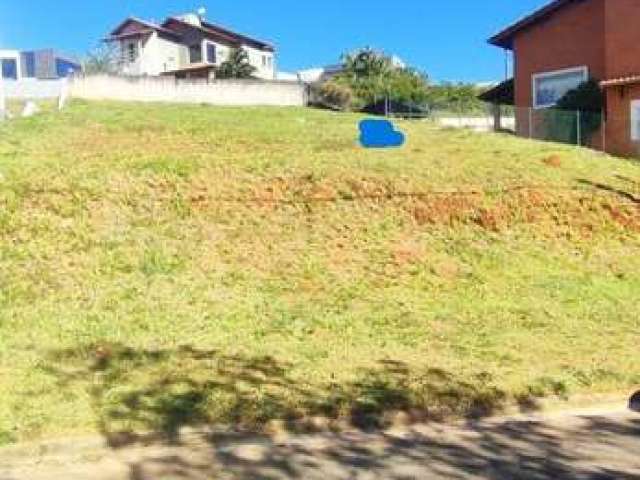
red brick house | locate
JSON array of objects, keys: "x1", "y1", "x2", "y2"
[{"x1": 488, "y1": 0, "x2": 640, "y2": 157}]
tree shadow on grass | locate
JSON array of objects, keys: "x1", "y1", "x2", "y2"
[
  {"x1": 42, "y1": 343, "x2": 530, "y2": 448},
  {"x1": 577, "y1": 178, "x2": 640, "y2": 204},
  {"x1": 33, "y1": 345, "x2": 640, "y2": 479}
]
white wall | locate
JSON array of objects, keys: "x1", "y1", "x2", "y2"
[
  {"x1": 70, "y1": 75, "x2": 307, "y2": 106},
  {"x1": 201, "y1": 39, "x2": 232, "y2": 66},
  {"x1": 118, "y1": 38, "x2": 143, "y2": 76},
  {"x1": 243, "y1": 46, "x2": 275, "y2": 80},
  {"x1": 118, "y1": 33, "x2": 187, "y2": 76},
  {"x1": 0, "y1": 77, "x2": 6, "y2": 117},
  {"x1": 148, "y1": 33, "x2": 186, "y2": 74},
  {"x1": 436, "y1": 116, "x2": 516, "y2": 132},
  {"x1": 2, "y1": 78, "x2": 68, "y2": 98}
]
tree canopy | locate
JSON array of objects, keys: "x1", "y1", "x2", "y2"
[
  {"x1": 317, "y1": 48, "x2": 487, "y2": 114},
  {"x1": 322, "y1": 48, "x2": 430, "y2": 110},
  {"x1": 216, "y1": 49, "x2": 256, "y2": 80}
]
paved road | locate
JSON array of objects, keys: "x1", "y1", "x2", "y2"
[{"x1": 1, "y1": 408, "x2": 639, "y2": 480}]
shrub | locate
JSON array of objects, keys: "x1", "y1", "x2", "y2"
[
  {"x1": 544, "y1": 79, "x2": 603, "y2": 145},
  {"x1": 216, "y1": 49, "x2": 256, "y2": 79},
  {"x1": 332, "y1": 48, "x2": 429, "y2": 112},
  {"x1": 314, "y1": 80, "x2": 354, "y2": 111}
]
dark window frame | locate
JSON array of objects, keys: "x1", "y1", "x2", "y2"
[
  {"x1": 127, "y1": 42, "x2": 138, "y2": 63},
  {"x1": 1, "y1": 58, "x2": 18, "y2": 79},
  {"x1": 206, "y1": 42, "x2": 217, "y2": 64},
  {"x1": 189, "y1": 45, "x2": 203, "y2": 64}
]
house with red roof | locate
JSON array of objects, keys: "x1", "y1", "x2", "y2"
[
  {"x1": 106, "y1": 12, "x2": 275, "y2": 81},
  {"x1": 488, "y1": 0, "x2": 640, "y2": 157}
]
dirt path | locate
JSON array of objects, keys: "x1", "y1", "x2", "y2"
[{"x1": 1, "y1": 406, "x2": 639, "y2": 480}]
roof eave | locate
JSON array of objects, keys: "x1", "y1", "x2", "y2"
[
  {"x1": 110, "y1": 17, "x2": 181, "y2": 40},
  {"x1": 488, "y1": 35, "x2": 513, "y2": 50},
  {"x1": 601, "y1": 76, "x2": 640, "y2": 88},
  {"x1": 104, "y1": 30, "x2": 154, "y2": 42},
  {"x1": 487, "y1": 0, "x2": 574, "y2": 50}
]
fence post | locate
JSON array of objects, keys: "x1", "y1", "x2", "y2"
[
  {"x1": 492, "y1": 103, "x2": 501, "y2": 131},
  {"x1": 602, "y1": 115, "x2": 606, "y2": 153},
  {"x1": 58, "y1": 78, "x2": 69, "y2": 111},
  {"x1": 528, "y1": 107, "x2": 533, "y2": 139},
  {"x1": 0, "y1": 76, "x2": 5, "y2": 121},
  {"x1": 576, "y1": 110, "x2": 581, "y2": 146}
]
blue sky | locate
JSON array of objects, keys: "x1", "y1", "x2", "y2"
[{"x1": 0, "y1": 0, "x2": 548, "y2": 82}]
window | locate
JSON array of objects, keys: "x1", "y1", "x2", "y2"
[
  {"x1": 532, "y1": 66, "x2": 588, "y2": 108},
  {"x1": 206, "y1": 42, "x2": 217, "y2": 64},
  {"x1": 262, "y1": 55, "x2": 267, "y2": 68},
  {"x1": 22, "y1": 51, "x2": 36, "y2": 78},
  {"x1": 189, "y1": 45, "x2": 202, "y2": 64},
  {"x1": 631, "y1": 100, "x2": 640, "y2": 142},
  {"x1": 127, "y1": 42, "x2": 138, "y2": 63},
  {"x1": 1, "y1": 58, "x2": 17, "y2": 79}
]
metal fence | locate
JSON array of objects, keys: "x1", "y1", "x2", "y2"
[
  {"x1": 512, "y1": 106, "x2": 603, "y2": 148},
  {"x1": 424, "y1": 104, "x2": 607, "y2": 152}
]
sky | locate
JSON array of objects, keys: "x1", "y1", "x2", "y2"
[{"x1": 0, "y1": 0, "x2": 550, "y2": 83}]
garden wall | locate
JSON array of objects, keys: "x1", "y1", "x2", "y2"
[
  {"x1": 2, "y1": 78, "x2": 68, "y2": 99},
  {"x1": 69, "y1": 75, "x2": 309, "y2": 107}
]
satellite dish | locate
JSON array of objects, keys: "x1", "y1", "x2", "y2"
[{"x1": 197, "y1": 7, "x2": 207, "y2": 18}]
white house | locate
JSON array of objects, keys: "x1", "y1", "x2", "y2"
[{"x1": 106, "y1": 13, "x2": 276, "y2": 80}]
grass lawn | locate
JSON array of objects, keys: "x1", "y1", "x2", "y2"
[
  {"x1": 0, "y1": 101, "x2": 639, "y2": 445},
  {"x1": 4, "y1": 99, "x2": 58, "y2": 119}
]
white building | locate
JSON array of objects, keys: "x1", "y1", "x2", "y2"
[
  {"x1": 1, "y1": 49, "x2": 81, "y2": 81},
  {"x1": 107, "y1": 13, "x2": 276, "y2": 80}
]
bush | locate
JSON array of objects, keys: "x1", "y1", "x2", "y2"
[
  {"x1": 556, "y1": 79, "x2": 603, "y2": 113},
  {"x1": 314, "y1": 80, "x2": 354, "y2": 111},
  {"x1": 544, "y1": 79, "x2": 603, "y2": 145},
  {"x1": 333, "y1": 48, "x2": 429, "y2": 112},
  {"x1": 426, "y1": 83, "x2": 487, "y2": 115}
]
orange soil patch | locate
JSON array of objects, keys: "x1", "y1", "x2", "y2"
[{"x1": 542, "y1": 155, "x2": 562, "y2": 168}]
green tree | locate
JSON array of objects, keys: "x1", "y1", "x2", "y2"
[
  {"x1": 342, "y1": 48, "x2": 392, "y2": 81},
  {"x1": 332, "y1": 48, "x2": 429, "y2": 110},
  {"x1": 426, "y1": 83, "x2": 486, "y2": 114},
  {"x1": 216, "y1": 49, "x2": 256, "y2": 79},
  {"x1": 388, "y1": 68, "x2": 430, "y2": 104}
]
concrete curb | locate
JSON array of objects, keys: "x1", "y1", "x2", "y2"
[{"x1": 1, "y1": 395, "x2": 636, "y2": 465}]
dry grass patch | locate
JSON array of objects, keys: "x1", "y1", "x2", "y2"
[{"x1": 0, "y1": 101, "x2": 639, "y2": 445}]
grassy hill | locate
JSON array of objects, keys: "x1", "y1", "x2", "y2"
[{"x1": 0, "y1": 101, "x2": 639, "y2": 444}]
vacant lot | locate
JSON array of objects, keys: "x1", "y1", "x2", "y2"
[{"x1": 0, "y1": 101, "x2": 638, "y2": 445}]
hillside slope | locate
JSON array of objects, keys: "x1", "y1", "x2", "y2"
[{"x1": 0, "y1": 101, "x2": 639, "y2": 444}]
